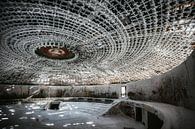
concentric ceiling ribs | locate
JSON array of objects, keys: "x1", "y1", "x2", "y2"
[{"x1": 0, "y1": 0, "x2": 194, "y2": 85}]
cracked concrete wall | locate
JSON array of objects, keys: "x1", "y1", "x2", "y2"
[
  {"x1": 0, "y1": 84, "x2": 121, "y2": 99},
  {"x1": 126, "y1": 51, "x2": 195, "y2": 110},
  {"x1": 47, "y1": 85, "x2": 120, "y2": 98}
]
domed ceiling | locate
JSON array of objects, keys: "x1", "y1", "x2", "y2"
[{"x1": 0, "y1": 0, "x2": 194, "y2": 85}]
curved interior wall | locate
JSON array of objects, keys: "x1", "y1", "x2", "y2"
[
  {"x1": 0, "y1": 84, "x2": 121, "y2": 99},
  {"x1": 105, "y1": 100, "x2": 195, "y2": 129},
  {"x1": 126, "y1": 50, "x2": 195, "y2": 110},
  {"x1": 0, "y1": 51, "x2": 194, "y2": 109}
]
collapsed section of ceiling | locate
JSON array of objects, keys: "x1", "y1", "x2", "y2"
[{"x1": 0, "y1": 0, "x2": 194, "y2": 85}]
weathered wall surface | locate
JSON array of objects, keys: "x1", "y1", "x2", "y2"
[
  {"x1": 126, "y1": 51, "x2": 195, "y2": 110},
  {"x1": 0, "y1": 84, "x2": 121, "y2": 99},
  {"x1": 0, "y1": 51, "x2": 194, "y2": 109},
  {"x1": 47, "y1": 85, "x2": 120, "y2": 98}
]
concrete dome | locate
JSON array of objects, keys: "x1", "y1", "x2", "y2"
[{"x1": 0, "y1": 0, "x2": 194, "y2": 85}]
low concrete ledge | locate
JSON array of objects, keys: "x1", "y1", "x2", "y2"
[
  {"x1": 106, "y1": 99, "x2": 195, "y2": 129},
  {"x1": 0, "y1": 97, "x2": 115, "y2": 104}
]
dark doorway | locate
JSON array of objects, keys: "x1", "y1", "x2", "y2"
[
  {"x1": 148, "y1": 112, "x2": 163, "y2": 129},
  {"x1": 136, "y1": 107, "x2": 142, "y2": 122}
]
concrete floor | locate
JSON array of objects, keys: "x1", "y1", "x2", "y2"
[{"x1": 0, "y1": 101, "x2": 145, "y2": 129}]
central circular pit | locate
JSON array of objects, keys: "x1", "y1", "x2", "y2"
[{"x1": 35, "y1": 46, "x2": 75, "y2": 60}]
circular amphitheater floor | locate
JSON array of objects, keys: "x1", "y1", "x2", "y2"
[{"x1": 0, "y1": 101, "x2": 145, "y2": 129}]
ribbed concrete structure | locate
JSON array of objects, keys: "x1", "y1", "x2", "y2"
[
  {"x1": 0, "y1": 1, "x2": 195, "y2": 129},
  {"x1": 0, "y1": 0, "x2": 194, "y2": 85}
]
